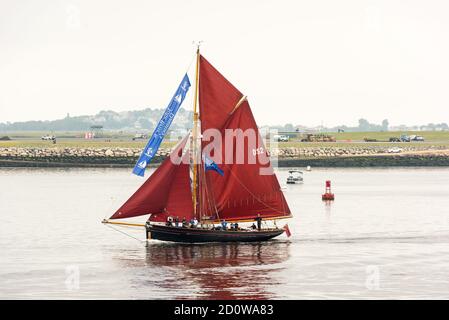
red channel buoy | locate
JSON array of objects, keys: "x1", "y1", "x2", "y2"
[{"x1": 322, "y1": 180, "x2": 335, "y2": 200}]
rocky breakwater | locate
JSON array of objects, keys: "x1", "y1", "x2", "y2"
[
  {"x1": 0, "y1": 147, "x2": 169, "y2": 167},
  {"x1": 270, "y1": 145, "x2": 448, "y2": 158},
  {"x1": 271, "y1": 145, "x2": 449, "y2": 167},
  {"x1": 1, "y1": 145, "x2": 448, "y2": 167}
]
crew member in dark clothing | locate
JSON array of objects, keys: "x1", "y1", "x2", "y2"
[
  {"x1": 166, "y1": 216, "x2": 173, "y2": 227},
  {"x1": 221, "y1": 219, "x2": 227, "y2": 230},
  {"x1": 255, "y1": 214, "x2": 262, "y2": 231}
]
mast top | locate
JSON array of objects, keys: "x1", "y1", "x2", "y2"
[{"x1": 193, "y1": 40, "x2": 203, "y2": 54}]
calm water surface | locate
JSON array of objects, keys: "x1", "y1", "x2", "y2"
[{"x1": 1, "y1": 167, "x2": 449, "y2": 299}]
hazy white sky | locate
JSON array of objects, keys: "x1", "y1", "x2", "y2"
[{"x1": 1, "y1": 0, "x2": 448, "y2": 127}]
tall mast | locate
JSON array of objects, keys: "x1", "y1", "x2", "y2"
[{"x1": 192, "y1": 45, "x2": 200, "y2": 218}]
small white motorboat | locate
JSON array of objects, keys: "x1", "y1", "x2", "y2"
[{"x1": 286, "y1": 170, "x2": 304, "y2": 184}]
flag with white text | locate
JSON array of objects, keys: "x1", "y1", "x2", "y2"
[{"x1": 133, "y1": 74, "x2": 191, "y2": 177}]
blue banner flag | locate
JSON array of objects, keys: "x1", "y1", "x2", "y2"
[
  {"x1": 132, "y1": 74, "x2": 191, "y2": 177},
  {"x1": 204, "y1": 156, "x2": 224, "y2": 176}
]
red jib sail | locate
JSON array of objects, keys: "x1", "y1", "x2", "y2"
[
  {"x1": 110, "y1": 136, "x2": 193, "y2": 222},
  {"x1": 199, "y1": 55, "x2": 291, "y2": 221}
]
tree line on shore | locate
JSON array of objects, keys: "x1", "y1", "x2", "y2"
[
  {"x1": 1, "y1": 108, "x2": 447, "y2": 133},
  {"x1": 0, "y1": 108, "x2": 193, "y2": 132},
  {"x1": 272, "y1": 119, "x2": 448, "y2": 133}
]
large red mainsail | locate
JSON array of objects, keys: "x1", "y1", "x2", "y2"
[
  {"x1": 110, "y1": 137, "x2": 193, "y2": 221},
  {"x1": 199, "y1": 55, "x2": 291, "y2": 221}
]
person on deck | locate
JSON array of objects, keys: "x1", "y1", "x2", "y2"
[
  {"x1": 193, "y1": 217, "x2": 198, "y2": 227},
  {"x1": 166, "y1": 216, "x2": 173, "y2": 227},
  {"x1": 221, "y1": 219, "x2": 227, "y2": 230},
  {"x1": 235, "y1": 222, "x2": 239, "y2": 231},
  {"x1": 174, "y1": 217, "x2": 179, "y2": 227},
  {"x1": 255, "y1": 214, "x2": 262, "y2": 231},
  {"x1": 182, "y1": 217, "x2": 188, "y2": 228},
  {"x1": 251, "y1": 223, "x2": 257, "y2": 230}
]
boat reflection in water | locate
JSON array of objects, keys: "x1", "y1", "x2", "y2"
[{"x1": 143, "y1": 240, "x2": 291, "y2": 299}]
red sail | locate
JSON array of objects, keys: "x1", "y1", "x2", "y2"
[
  {"x1": 109, "y1": 137, "x2": 193, "y2": 221},
  {"x1": 199, "y1": 55, "x2": 244, "y2": 132},
  {"x1": 199, "y1": 56, "x2": 291, "y2": 221}
]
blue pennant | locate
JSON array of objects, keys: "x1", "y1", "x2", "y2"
[
  {"x1": 133, "y1": 74, "x2": 191, "y2": 177},
  {"x1": 204, "y1": 156, "x2": 224, "y2": 176}
]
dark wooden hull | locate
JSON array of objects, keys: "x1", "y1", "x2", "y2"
[{"x1": 146, "y1": 224, "x2": 285, "y2": 243}]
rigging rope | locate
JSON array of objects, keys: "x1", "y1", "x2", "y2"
[
  {"x1": 225, "y1": 163, "x2": 290, "y2": 215},
  {"x1": 104, "y1": 223, "x2": 146, "y2": 244}
]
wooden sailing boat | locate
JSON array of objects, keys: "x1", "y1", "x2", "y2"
[{"x1": 103, "y1": 48, "x2": 292, "y2": 243}]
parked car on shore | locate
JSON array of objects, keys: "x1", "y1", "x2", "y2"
[
  {"x1": 411, "y1": 135, "x2": 424, "y2": 142},
  {"x1": 273, "y1": 134, "x2": 289, "y2": 142},
  {"x1": 389, "y1": 137, "x2": 401, "y2": 142},
  {"x1": 400, "y1": 135, "x2": 410, "y2": 142},
  {"x1": 132, "y1": 133, "x2": 147, "y2": 141}
]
